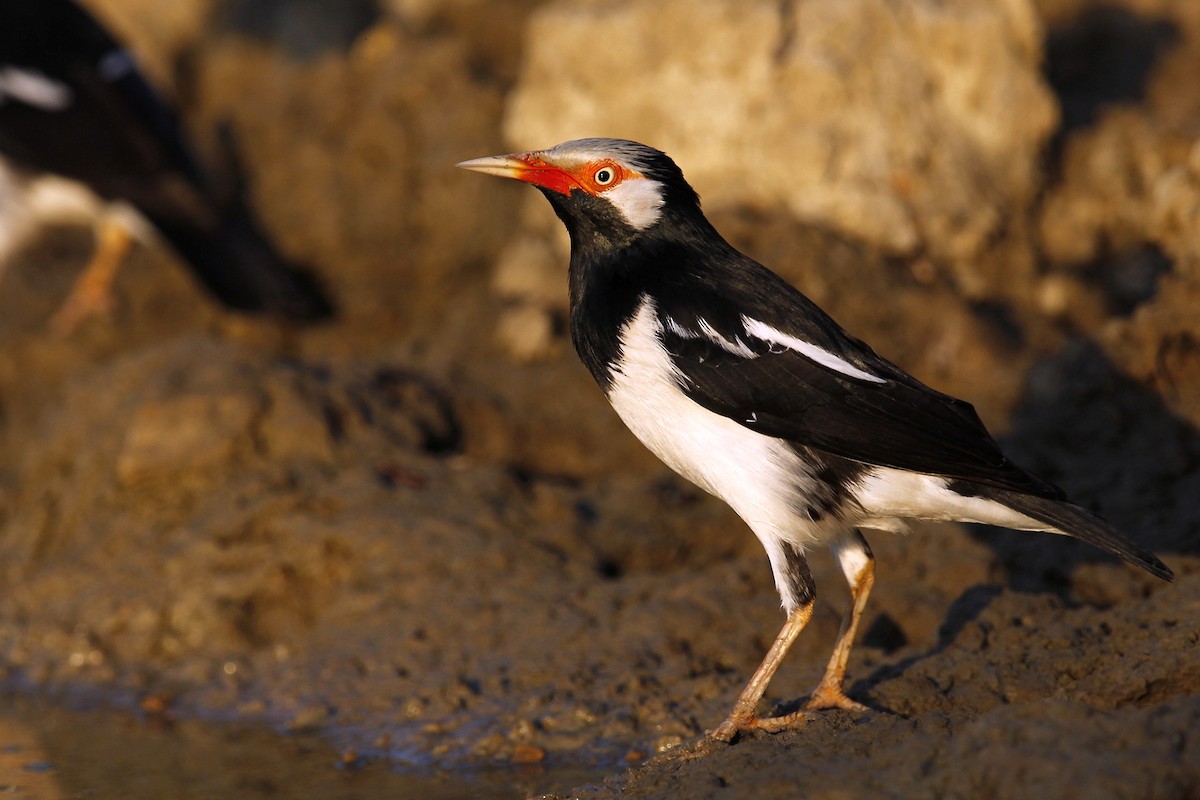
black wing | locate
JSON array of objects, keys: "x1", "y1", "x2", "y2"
[{"x1": 652, "y1": 262, "x2": 1064, "y2": 499}]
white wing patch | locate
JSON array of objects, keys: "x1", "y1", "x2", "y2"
[
  {"x1": 664, "y1": 315, "x2": 756, "y2": 358},
  {"x1": 0, "y1": 67, "x2": 73, "y2": 110},
  {"x1": 742, "y1": 317, "x2": 886, "y2": 384},
  {"x1": 664, "y1": 311, "x2": 886, "y2": 384}
]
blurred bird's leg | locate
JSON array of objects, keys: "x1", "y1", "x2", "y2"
[
  {"x1": 51, "y1": 216, "x2": 131, "y2": 335},
  {"x1": 806, "y1": 529, "x2": 874, "y2": 712},
  {"x1": 709, "y1": 592, "x2": 816, "y2": 742}
]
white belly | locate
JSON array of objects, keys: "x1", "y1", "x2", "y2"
[{"x1": 606, "y1": 299, "x2": 826, "y2": 548}]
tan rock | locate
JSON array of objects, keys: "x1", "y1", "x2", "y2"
[
  {"x1": 504, "y1": 0, "x2": 1056, "y2": 265},
  {"x1": 1038, "y1": 111, "x2": 1169, "y2": 266},
  {"x1": 117, "y1": 393, "x2": 260, "y2": 486},
  {"x1": 188, "y1": 19, "x2": 518, "y2": 341},
  {"x1": 1149, "y1": 139, "x2": 1200, "y2": 281}
]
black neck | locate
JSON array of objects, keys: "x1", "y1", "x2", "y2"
[{"x1": 565, "y1": 214, "x2": 733, "y2": 391}]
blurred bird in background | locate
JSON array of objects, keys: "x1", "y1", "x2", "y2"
[{"x1": 0, "y1": 0, "x2": 334, "y2": 333}]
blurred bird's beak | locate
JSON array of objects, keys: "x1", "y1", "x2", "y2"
[{"x1": 457, "y1": 151, "x2": 579, "y2": 195}]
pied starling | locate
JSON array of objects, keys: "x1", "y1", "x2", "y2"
[
  {"x1": 458, "y1": 138, "x2": 1173, "y2": 743},
  {"x1": 0, "y1": 0, "x2": 333, "y2": 330}
]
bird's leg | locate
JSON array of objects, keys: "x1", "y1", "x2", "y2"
[
  {"x1": 50, "y1": 216, "x2": 132, "y2": 335},
  {"x1": 709, "y1": 602, "x2": 815, "y2": 742},
  {"x1": 709, "y1": 542, "x2": 818, "y2": 744},
  {"x1": 806, "y1": 529, "x2": 874, "y2": 712}
]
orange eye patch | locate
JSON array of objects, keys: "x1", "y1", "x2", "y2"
[{"x1": 577, "y1": 160, "x2": 629, "y2": 193}]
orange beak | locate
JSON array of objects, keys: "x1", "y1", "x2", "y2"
[{"x1": 456, "y1": 151, "x2": 581, "y2": 196}]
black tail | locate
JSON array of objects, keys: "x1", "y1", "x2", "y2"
[
  {"x1": 986, "y1": 488, "x2": 1173, "y2": 581},
  {"x1": 143, "y1": 201, "x2": 335, "y2": 322}
]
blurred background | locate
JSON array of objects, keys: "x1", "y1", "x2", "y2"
[{"x1": 0, "y1": 0, "x2": 1197, "y2": 797}]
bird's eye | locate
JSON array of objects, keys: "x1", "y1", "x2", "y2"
[{"x1": 594, "y1": 166, "x2": 616, "y2": 186}]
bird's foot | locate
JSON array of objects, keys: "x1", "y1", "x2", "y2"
[
  {"x1": 707, "y1": 713, "x2": 748, "y2": 744},
  {"x1": 707, "y1": 708, "x2": 810, "y2": 744},
  {"x1": 804, "y1": 684, "x2": 869, "y2": 713}
]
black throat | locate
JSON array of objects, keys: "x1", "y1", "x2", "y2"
[{"x1": 546, "y1": 187, "x2": 728, "y2": 392}]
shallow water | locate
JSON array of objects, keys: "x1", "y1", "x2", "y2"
[{"x1": 0, "y1": 693, "x2": 560, "y2": 800}]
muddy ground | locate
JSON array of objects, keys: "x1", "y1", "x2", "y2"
[{"x1": 0, "y1": 1, "x2": 1198, "y2": 798}]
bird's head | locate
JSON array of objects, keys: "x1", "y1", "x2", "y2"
[{"x1": 457, "y1": 138, "x2": 703, "y2": 249}]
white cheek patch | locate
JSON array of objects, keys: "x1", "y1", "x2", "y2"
[
  {"x1": 742, "y1": 317, "x2": 886, "y2": 384},
  {"x1": 600, "y1": 177, "x2": 665, "y2": 230},
  {"x1": 0, "y1": 67, "x2": 73, "y2": 110}
]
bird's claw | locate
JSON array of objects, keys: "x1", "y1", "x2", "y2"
[
  {"x1": 707, "y1": 716, "x2": 744, "y2": 744},
  {"x1": 805, "y1": 685, "x2": 869, "y2": 713},
  {"x1": 707, "y1": 708, "x2": 810, "y2": 743}
]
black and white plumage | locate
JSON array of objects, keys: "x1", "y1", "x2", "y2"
[
  {"x1": 0, "y1": 0, "x2": 333, "y2": 324},
  {"x1": 458, "y1": 138, "x2": 1172, "y2": 743}
]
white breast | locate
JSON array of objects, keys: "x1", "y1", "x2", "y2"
[{"x1": 605, "y1": 297, "x2": 830, "y2": 550}]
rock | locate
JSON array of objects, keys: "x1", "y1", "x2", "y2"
[
  {"x1": 1033, "y1": 1, "x2": 1200, "y2": 425},
  {"x1": 495, "y1": 302, "x2": 559, "y2": 363},
  {"x1": 187, "y1": 16, "x2": 523, "y2": 342},
  {"x1": 0, "y1": 336, "x2": 466, "y2": 665},
  {"x1": 504, "y1": 0, "x2": 1055, "y2": 267},
  {"x1": 1149, "y1": 138, "x2": 1200, "y2": 282},
  {"x1": 117, "y1": 393, "x2": 260, "y2": 486},
  {"x1": 256, "y1": 380, "x2": 338, "y2": 464},
  {"x1": 1038, "y1": 111, "x2": 1172, "y2": 266}
]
